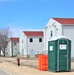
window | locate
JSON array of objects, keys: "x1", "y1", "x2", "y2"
[
  {"x1": 14, "y1": 42, "x2": 16, "y2": 46},
  {"x1": 30, "y1": 38, "x2": 33, "y2": 42},
  {"x1": 39, "y1": 38, "x2": 42, "y2": 42},
  {"x1": 50, "y1": 31, "x2": 53, "y2": 37}
]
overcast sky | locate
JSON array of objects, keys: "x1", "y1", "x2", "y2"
[{"x1": 0, "y1": 0, "x2": 74, "y2": 36}]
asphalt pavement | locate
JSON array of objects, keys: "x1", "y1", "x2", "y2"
[{"x1": 0, "y1": 69, "x2": 10, "y2": 75}]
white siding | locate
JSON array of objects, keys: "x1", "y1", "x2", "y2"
[
  {"x1": 20, "y1": 32, "x2": 44, "y2": 57},
  {"x1": 19, "y1": 33, "x2": 23, "y2": 55},
  {"x1": 12, "y1": 42, "x2": 19, "y2": 56},
  {"x1": 44, "y1": 18, "x2": 74, "y2": 58},
  {"x1": 20, "y1": 32, "x2": 27, "y2": 56},
  {"x1": 6, "y1": 40, "x2": 19, "y2": 56},
  {"x1": 6, "y1": 41, "x2": 12, "y2": 56},
  {"x1": 27, "y1": 36, "x2": 44, "y2": 55},
  {"x1": 63, "y1": 25, "x2": 74, "y2": 58},
  {"x1": 44, "y1": 18, "x2": 62, "y2": 51}
]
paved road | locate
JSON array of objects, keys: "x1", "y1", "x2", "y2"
[{"x1": 0, "y1": 69, "x2": 10, "y2": 75}]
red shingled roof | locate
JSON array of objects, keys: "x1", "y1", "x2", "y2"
[
  {"x1": 10, "y1": 38, "x2": 19, "y2": 42},
  {"x1": 23, "y1": 31, "x2": 43, "y2": 36},
  {"x1": 52, "y1": 18, "x2": 74, "y2": 24}
]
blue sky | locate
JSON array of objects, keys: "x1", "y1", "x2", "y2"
[{"x1": 0, "y1": 0, "x2": 74, "y2": 36}]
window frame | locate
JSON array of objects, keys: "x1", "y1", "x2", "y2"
[
  {"x1": 50, "y1": 31, "x2": 53, "y2": 37},
  {"x1": 39, "y1": 38, "x2": 42, "y2": 42},
  {"x1": 30, "y1": 38, "x2": 33, "y2": 42}
]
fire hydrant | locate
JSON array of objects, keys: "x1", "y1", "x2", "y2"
[{"x1": 17, "y1": 58, "x2": 20, "y2": 66}]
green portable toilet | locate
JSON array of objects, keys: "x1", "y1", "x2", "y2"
[{"x1": 48, "y1": 36, "x2": 71, "y2": 72}]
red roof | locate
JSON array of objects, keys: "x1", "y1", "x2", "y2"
[
  {"x1": 52, "y1": 18, "x2": 74, "y2": 24},
  {"x1": 10, "y1": 38, "x2": 19, "y2": 42},
  {"x1": 23, "y1": 31, "x2": 43, "y2": 36}
]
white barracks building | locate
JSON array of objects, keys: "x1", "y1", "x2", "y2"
[
  {"x1": 44, "y1": 18, "x2": 74, "y2": 59},
  {"x1": 20, "y1": 31, "x2": 44, "y2": 57}
]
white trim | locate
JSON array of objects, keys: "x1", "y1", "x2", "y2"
[
  {"x1": 0, "y1": 68, "x2": 12, "y2": 75},
  {"x1": 67, "y1": 39, "x2": 68, "y2": 71}
]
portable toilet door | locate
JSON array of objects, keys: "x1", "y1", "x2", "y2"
[{"x1": 57, "y1": 39, "x2": 71, "y2": 72}]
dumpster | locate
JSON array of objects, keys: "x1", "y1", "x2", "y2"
[
  {"x1": 48, "y1": 36, "x2": 71, "y2": 72},
  {"x1": 38, "y1": 51, "x2": 48, "y2": 71}
]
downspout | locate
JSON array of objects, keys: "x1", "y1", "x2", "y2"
[
  {"x1": 45, "y1": 28, "x2": 46, "y2": 51},
  {"x1": 45, "y1": 27, "x2": 47, "y2": 51},
  {"x1": 62, "y1": 25, "x2": 64, "y2": 36}
]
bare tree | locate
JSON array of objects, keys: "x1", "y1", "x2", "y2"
[{"x1": 0, "y1": 28, "x2": 12, "y2": 57}]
